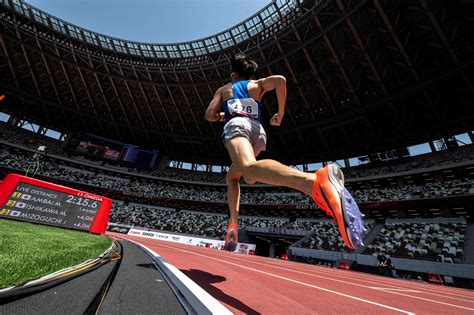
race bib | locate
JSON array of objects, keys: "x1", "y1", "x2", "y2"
[{"x1": 227, "y1": 98, "x2": 259, "y2": 120}]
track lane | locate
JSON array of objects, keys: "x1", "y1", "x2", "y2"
[
  {"x1": 208, "y1": 251, "x2": 474, "y2": 311},
  {"x1": 119, "y1": 235, "x2": 474, "y2": 314},
  {"x1": 260, "y1": 259, "x2": 474, "y2": 301},
  {"x1": 197, "y1": 249, "x2": 474, "y2": 309},
  {"x1": 129, "y1": 237, "x2": 410, "y2": 315}
]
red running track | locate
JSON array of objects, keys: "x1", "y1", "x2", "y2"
[{"x1": 115, "y1": 234, "x2": 474, "y2": 314}]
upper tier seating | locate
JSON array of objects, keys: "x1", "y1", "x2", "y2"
[{"x1": 363, "y1": 221, "x2": 466, "y2": 263}]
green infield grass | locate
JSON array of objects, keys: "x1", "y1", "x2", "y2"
[{"x1": 0, "y1": 218, "x2": 112, "y2": 289}]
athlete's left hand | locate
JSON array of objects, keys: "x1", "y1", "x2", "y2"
[{"x1": 270, "y1": 113, "x2": 283, "y2": 126}]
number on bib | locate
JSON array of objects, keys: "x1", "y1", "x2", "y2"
[{"x1": 227, "y1": 99, "x2": 259, "y2": 119}]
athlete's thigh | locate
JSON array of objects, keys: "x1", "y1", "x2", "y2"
[
  {"x1": 227, "y1": 148, "x2": 259, "y2": 183},
  {"x1": 227, "y1": 163, "x2": 243, "y2": 180},
  {"x1": 224, "y1": 136, "x2": 257, "y2": 170}
]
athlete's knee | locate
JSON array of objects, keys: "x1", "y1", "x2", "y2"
[
  {"x1": 226, "y1": 169, "x2": 241, "y2": 185},
  {"x1": 240, "y1": 161, "x2": 257, "y2": 184},
  {"x1": 226, "y1": 174, "x2": 239, "y2": 185}
]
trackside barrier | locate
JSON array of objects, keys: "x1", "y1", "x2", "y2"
[
  {"x1": 127, "y1": 239, "x2": 232, "y2": 315},
  {"x1": 289, "y1": 247, "x2": 474, "y2": 279},
  {"x1": 127, "y1": 227, "x2": 256, "y2": 254}
]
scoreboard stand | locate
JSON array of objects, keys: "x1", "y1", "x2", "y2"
[{"x1": 0, "y1": 174, "x2": 111, "y2": 234}]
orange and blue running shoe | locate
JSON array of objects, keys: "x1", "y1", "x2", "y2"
[
  {"x1": 312, "y1": 164, "x2": 365, "y2": 250},
  {"x1": 223, "y1": 221, "x2": 238, "y2": 251}
]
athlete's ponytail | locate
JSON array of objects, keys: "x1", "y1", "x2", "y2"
[{"x1": 231, "y1": 53, "x2": 258, "y2": 79}]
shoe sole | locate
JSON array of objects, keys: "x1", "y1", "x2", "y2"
[{"x1": 324, "y1": 164, "x2": 365, "y2": 249}]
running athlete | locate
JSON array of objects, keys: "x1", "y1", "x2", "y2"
[{"x1": 205, "y1": 54, "x2": 364, "y2": 252}]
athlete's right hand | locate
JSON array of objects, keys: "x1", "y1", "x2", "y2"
[
  {"x1": 270, "y1": 113, "x2": 283, "y2": 126},
  {"x1": 219, "y1": 112, "x2": 226, "y2": 122}
]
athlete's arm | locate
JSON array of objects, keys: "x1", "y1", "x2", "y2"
[
  {"x1": 205, "y1": 87, "x2": 224, "y2": 122},
  {"x1": 258, "y1": 75, "x2": 287, "y2": 126}
]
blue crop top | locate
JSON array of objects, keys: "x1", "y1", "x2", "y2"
[{"x1": 222, "y1": 80, "x2": 262, "y2": 122}]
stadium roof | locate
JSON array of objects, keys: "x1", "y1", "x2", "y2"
[{"x1": 1, "y1": 0, "x2": 473, "y2": 165}]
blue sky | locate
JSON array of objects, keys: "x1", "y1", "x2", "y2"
[{"x1": 27, "y1": 0, "x2": 270, "y2": 43}]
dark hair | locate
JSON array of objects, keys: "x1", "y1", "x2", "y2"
[{"x1": 231, "y1": 53, "x2": 258, "y2": 79}]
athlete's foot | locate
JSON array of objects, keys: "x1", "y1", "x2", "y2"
[
  {"x1": 311, "y1": 164, "x2": 365, "y2": 250},
  {"x1": 223, "y1": 221, "x2": 238, "y2": 252}
]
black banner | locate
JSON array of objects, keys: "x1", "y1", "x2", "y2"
[{"x1": 107, "y1": 224, "x2": 130, "y2": 234}]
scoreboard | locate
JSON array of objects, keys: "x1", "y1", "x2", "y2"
[{"x1": 0, "y1": 174, "x2": 111, "y2": 234}]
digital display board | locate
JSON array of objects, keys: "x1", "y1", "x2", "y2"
[
  {"x1": 121, "y1": 144, "x2": 159, "y2": 169},
  {"x1": 64, "y1": 132, "x2": 124, "y2": 162},
  {"x1": 0, "y1": 174, "x2": 111, "y2": 234},
  {"x1": 0, "y1": 182, "x2": 101, "y2": 231}
]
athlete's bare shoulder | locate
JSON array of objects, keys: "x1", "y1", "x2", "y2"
[
  {"x1": 219, "y1": 83, "x2": 234, "y2": 101},
  {"x1": 222, "y1": 82, "x2": 233, "y2": 90},
  {"x1": 213, "y1": 84, "x2": 225, "y2": 93},
  {"x1": 246, "y1": 79, "x2": 263, "y2": 100},
  {"x1": 256, "y1": 76, "x2": 286, "y2": 89}
]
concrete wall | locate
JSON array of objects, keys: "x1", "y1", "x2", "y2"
[
  {"x1": 289, "y1": 247, "x2": 474, "y2": 279},
  {"x1": 385, "y1": 218, "x2": 466, "y2": 224},
  {"x1": 245, "y1": 226, "x2": 310, "y2": 237}
]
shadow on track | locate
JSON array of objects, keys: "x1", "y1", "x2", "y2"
[{"x1": 180, "y1": 269, "x2": 260, "y2": 315}]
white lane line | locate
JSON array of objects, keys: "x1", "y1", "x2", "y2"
[
  {"x1": 190, "y1": 247, "x2": 474, "y2": 311},
  {"x1": 279, "y1": 263, "x2": 474, "y2": 299},
  {"x1": 126, "y1": 239, "x2": 232, "y2": 315},
  {"x1": 369, "y1": 287, "x2": 422, "y2": 293},
  {"x1": 216, "y1": 252, "x2": 474, "y2": 299},
  {"x1": 141, "y1": 237, "x2": 474, "y2": 301},
  {"x1": 149, "y1": 241, "x2": 414, "y2": 315},
  {"x1": 168, "y1": 241, "x2": 474, "y2": 303},
  {"x1": 261, "y1": 259, "x2": 474, "y2": 300},
  {"x1": 251, "y1": 259, "x2": 474, "y2": 303}
]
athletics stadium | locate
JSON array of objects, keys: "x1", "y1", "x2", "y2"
[{"x1": 0, "y1": 0, "x2": 473, "y2": 314}]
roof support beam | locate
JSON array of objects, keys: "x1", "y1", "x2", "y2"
[
  {"x1": 34, "y1": 38, "x2": 72, "y2": 131},
  {"x1": 418, "y1": 0, "x2": 473, "y2": 92},
  {"x1": 53, "y1": 44, "x2": 88, "y2": 132},
  {"x1": 0, "y1": 35, "x2": 20, "y2": 90},
  {"x1": 16, "y1": 29, "x2": 53, "y2": 125},
  {"x1": 372, "y1": 0, "x2": 440, "y2": 123}
]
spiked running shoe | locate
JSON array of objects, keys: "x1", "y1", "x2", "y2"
[
  {"x1": 312, "y1": 164, "x2": 365, "y2": 250},
  {"x1": 223, "y1": 221, "x2": 238, "y2": 252}
]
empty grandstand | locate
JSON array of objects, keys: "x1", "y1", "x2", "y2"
[{"x1": 1, "y1": 0, "x2": 474, "y2": 293}]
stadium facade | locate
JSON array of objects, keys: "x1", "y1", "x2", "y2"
[
  {"x1": 1, "y1": 0, "x2": 473, "y2": 166},
  {"x1": 1, "y1": 0, "x2": 474, "y2": 289}
]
